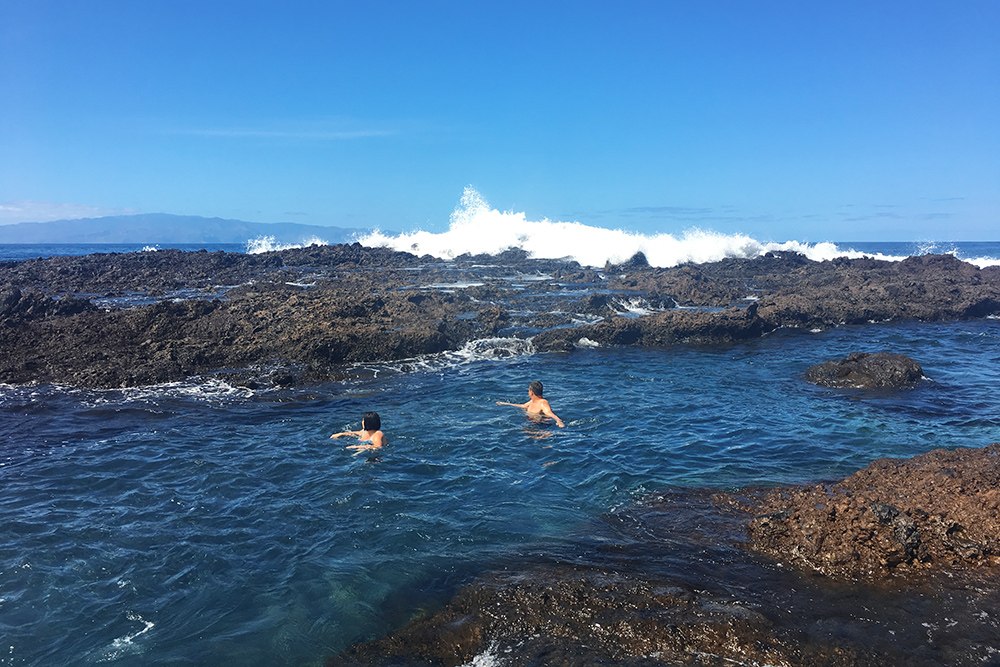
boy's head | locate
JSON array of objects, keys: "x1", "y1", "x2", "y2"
[
  {"x1": 362, "y1": 411, "x2": 381, "y2": 431},
  {"x1": 528, "y1": 381, "x2": 543, "y2": 398}
]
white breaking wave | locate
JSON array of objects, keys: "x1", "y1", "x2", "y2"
[
  {"x1": 358, "y1": 187, "x2": 911, "y2": 268},
  {"x1": 351, "y1": 337, "x2": 536, "y2": 378},
  {"x1": 246, "y1": 235, "x2": 328, "y2": 254},
  {"x1": 966, "y1": 256, "x2": 1000, "y2": 269},
  {"x1": 95, "y1": 612, "x2": 154, "y2": 662},
  {"x1": 460, "y1": 642, "x2": 504, "y2": 667}
]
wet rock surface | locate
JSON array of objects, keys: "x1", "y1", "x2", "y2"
[
  {"x1": 805, "y1": 351, "x2": 926, "y2": 389},
  {"x1": 1, "y1": 246, "x2": 999, "y2": 388},
  {"x1": 327, "y1": 565, "x2": 888, "y2": 667},
  {"x1": 739, "y1": 444, "x2": 1000, "y2": 579}
]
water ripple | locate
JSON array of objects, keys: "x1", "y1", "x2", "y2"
[{"x1": 1, "y1": 319, "x2": 999, "y2": 664}]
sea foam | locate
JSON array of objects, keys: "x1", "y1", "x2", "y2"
[
  {"x1": 239, "y1": 188, "x2": 997, "y2": 268},
  {"x1": 246, "y1": 235, "x2": 328, "y2": 254},
  {"x1": 358, "y1": 187, "x2": 913, "y2": 269}
]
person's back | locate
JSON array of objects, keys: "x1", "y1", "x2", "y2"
[
  {"x1": 497, "y1": 381, "x2": 565, "y2": 427},
  {"x1": 525, "y1": 394, "x2": 553, "y2": 416},
  {"x1": 331, "y1": 411, "x2": 387, "y2": 453}
]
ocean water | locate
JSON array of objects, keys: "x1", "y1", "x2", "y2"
[
  {"x1": 0, "y1": 243, "x2": 247, "y2": 263},
  {"x1": 3, "y1": 320, "x2": 1000, "y2": 665},
  {"x1": 3, "y1": 207, "x2": 1000, "y2": 665}
]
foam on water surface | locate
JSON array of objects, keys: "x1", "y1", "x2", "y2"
[
  {"x1": 246, "y1": 235, "x2": 330, "y2": 254},
  {"x1": 348, "y1": 336, "x2": 537, "y2": 378},
  {"x1": 359, "y1": 188, "x2": 1000, "y2": 269}
]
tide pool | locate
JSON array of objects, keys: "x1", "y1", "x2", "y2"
[{"x1": 2, "y1": 318, "x2": 1000, "y2": 665}]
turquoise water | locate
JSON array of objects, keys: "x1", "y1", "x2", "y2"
[{"x1": 3, "y1": 317, "x2": 1000, "y2": 665}]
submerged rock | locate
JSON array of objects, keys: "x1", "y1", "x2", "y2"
[
  {"x1": 326, "y1": 447, "x2": 1000, "y2": 666},
  {"x1": 326, "y1": 564, "x2": 885, "y2": 667},
  {"x1": 805, "y1": 351, "x2": 925, "y2": 389}
]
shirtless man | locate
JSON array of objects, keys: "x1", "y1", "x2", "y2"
[
  {"x1": 331, "y1": 411, "x2": 387, "y2": 454},
  {"x1": 496, "y1": 381, "x2": 565, "y2": 427}
]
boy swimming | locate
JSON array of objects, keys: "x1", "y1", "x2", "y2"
[
  {"x1": 496, "y1": 381, "x2": 565, "y2": 428},
  {"x1": 331, "y1": 411, "x2": 387, "y2": 454}
]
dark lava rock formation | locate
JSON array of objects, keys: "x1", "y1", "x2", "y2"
[
  {"x1": 1, "y1": 246, "x2": 999, "y2": 388},
  {"x1": 740, "y1": 444, "x2": 1000, "y2": 579},
  {"x1": 532, "y1": 301, "x2": 770, "y2": 351},
  {"x1": 536, "y1": 252, "x2": 1000, "y2": 352},
  {"x1": 804, "y1": 351, "x2": 925, "y2": 389},
  {"x1": 327, "y1": 565, "x2": 888, "y2": 667}
]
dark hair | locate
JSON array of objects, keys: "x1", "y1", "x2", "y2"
[
  {"x1": 529, "y1": 381, "x2": 543, "y2": 397},
  {"x1": 362, "y1": 411, "x2": 381, "y2": 431}
]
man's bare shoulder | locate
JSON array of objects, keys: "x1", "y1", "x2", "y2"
[{"x1": 526, "y1": 398, "x2": 551, "y2": 412}]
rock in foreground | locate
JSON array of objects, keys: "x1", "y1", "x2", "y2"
[
  {"x1": 327, "y1": 565, "x2": 888, "y2": 667},
  {"x1": 743, "y1": 444, "x2": 1000, "y2": 579}
]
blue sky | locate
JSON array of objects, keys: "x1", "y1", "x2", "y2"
[{"x1": 1, "y1": 1, "x2": 997, "y2": 241}]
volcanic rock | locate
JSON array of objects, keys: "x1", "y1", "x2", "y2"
[
  {"x1": 326, "y1": 457, "x2": 1000, "y2": 667},
  {"x1": 805, "y1": 351, "x2": 925, "y2": 389},
  {"x1": 326, "y1": 564, "x2": 885, "y2": 667},
  {"x1": 740, "y1": 444, "x2": 1000, "y2": 579},
  {"x1": 1, "y1": 247, "x2": 999, "y2": 389},
  {"x1": 532, "y1": 302, "x2": 772, "y2": 352},
  {"x1": 605, "y1": 250, "x2": 650, "y2": 271}
]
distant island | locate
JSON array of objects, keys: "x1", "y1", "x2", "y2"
[{"x1": 0, "y1": 213, "x2": 382, "y2": 245}]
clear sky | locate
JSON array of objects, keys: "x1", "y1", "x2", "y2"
[{"x1": 1, "y1": 1, "x2": 997, "y2": 241}]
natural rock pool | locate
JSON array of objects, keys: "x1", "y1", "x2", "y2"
[{"x1": 4, "y1": 317, "x2": 1000, "y2": 665}]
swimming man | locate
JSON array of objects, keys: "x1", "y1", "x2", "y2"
[
  {"x1": 331, "y1": 411, "x2": 387, "y2": 454},
  {"x1": 496, "y1": 381, "x2": 565, "y2": 428}
]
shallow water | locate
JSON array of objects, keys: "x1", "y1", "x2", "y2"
[{"x1": 3, "y1": 317, "x2": 1000, "y2": 665}]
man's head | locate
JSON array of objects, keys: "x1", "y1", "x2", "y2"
[
  {"x1": 528, "y1": 381, "x2": 543, "y2": 398},
  {"x1": 362, "y1": 411, "x2": 381, "y2": 431}
]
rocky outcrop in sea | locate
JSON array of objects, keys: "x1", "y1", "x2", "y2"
[
  {"x1": 804, "y1": 351, "x2": 925, "y2": 389},
  {"x1": 740, "y1": 443, "x2": 1000, "y2": 579},
  {"x1": 1, "y1": 245, "x2": 998, "y2": 389}
]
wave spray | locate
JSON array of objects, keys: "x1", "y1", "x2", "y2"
[{"x1": 358, "y1": 188, "x2": 907, "y2": 268}]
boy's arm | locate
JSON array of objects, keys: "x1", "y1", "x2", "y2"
[
  {"x1": 496, "y1": 400, "x2": 529, "y2": 408},
  {"x1": 346, "y1": 431, "x2": 386, "y2": 453},
  {"x1": 346, "y1": 442, "x2": 379, "y2": 452},
  {"x1": 540, "y1": 401, "x2": 565, "y2": 428}
]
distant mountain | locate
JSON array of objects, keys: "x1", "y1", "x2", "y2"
[{"x1": 0, "y1": 213, "x2": 380, "y2": 245}]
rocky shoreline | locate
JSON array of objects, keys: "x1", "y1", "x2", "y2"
[{"x1": 1, "y1": 245, "x2": 998, "y2": 389}]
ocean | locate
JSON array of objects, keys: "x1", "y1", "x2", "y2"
[{"x1": 2, "y1": 208, "x2": 1000, "y2": 665}]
